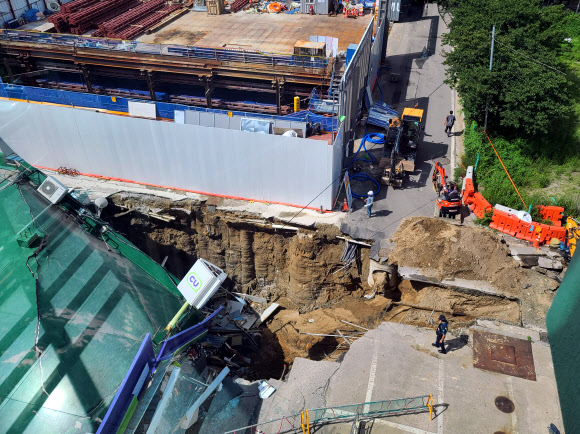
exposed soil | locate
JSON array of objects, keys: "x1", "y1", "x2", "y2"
[
  {"x1": 104, "y1": 194, "x2": 371, "y2": 310},
  {"x1": 389, "y1": 217, "x2": 523, "y2": 296},
  {"x1": 103, "y1": 196, "x2": 555, "y2": 379},
  {"x1": 385, "y1": 280, "x2": 520, "y2": 328}
]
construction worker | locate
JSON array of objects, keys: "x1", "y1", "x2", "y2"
[
  {"x1": 365, "y1": 190, "x2": 374, "y2": 218},
  {"x1": 432, "y1": 315, "x2": 448, "y2": 354},
  {"x1": 447, "y1": 185, "x2": 460, "y2": 202},
  {"x1": 444, "y1": 111, "x2": 455, "y2": 137}
]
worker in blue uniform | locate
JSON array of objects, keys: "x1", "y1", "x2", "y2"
[{"x1": 432, "y1": 315, "x2": 448, "y2": 354}]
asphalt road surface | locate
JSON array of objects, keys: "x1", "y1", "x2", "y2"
[{"x1": 341, "y1": 2, "x2": 456, "y2": 243}]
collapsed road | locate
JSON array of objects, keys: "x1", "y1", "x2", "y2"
[{"x1": 102, "y1": 193, "x2": 563, "y2": 385}]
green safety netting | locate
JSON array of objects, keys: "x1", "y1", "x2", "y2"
[{"x1": 0, "y1": 164, "x2": 185, "y2": 433}]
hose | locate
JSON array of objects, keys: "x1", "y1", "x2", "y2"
[{"x1": 347, "y1": 133, "x2": 384, "y2": 199}]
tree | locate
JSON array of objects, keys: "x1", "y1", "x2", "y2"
[{"x1": 442, "y1": 0, "x2": 572, "y2": 139}]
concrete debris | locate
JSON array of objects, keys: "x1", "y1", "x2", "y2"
[{"x1": 537, "y1": 257, "x2": 563, "y2": 271}]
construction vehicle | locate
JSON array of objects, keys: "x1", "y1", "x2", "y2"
[
  {"x1": 381, "y1": 107, "x2": 424, "y2": 188},
  {"x1": 432, "y1": 161, "x2": 462, "y2": 219},
  {"x1": 565, "y1": 216, "x2": 579, "y2": 258}
]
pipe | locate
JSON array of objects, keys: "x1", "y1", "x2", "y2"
[
  {"x1": 346, "y1": 133, "x2": 384, "y2": 199},
  {"x1": 165, "y1": 301, "x2": 189, "y2": 331}
]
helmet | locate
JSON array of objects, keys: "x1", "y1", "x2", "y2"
[{"x1": 368, "y1": 191, "x2": 374, "y2": 196}]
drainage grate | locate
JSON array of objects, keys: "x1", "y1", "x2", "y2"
[{"x1": 495, "y1": 396, "x2": 515, "y2": 414}]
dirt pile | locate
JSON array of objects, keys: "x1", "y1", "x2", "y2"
[{"x1": 388, "y1": 217, "x2": 523, "y2": 295}]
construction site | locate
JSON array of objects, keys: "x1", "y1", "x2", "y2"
[{"x1": 0, "y1": 0, "x2": 579, "y2": 433}]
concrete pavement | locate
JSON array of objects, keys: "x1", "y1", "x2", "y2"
[
  {"x1": 257, "y1": 321, "x2": 563, "y2": 433},
  {"x1": 341, "y1": 2, "x2": 455, "y2": 241}
]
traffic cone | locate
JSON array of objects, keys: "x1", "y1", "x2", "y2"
[{"x1": 342, "y1": 198, "x2": 348, "y2": 212}]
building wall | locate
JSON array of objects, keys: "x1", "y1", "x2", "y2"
[
  {"x1": 0, "y1": 100, "x2": 340, "y2": 209},
  {"x1": 546, "y1": 252, "x2": 580, "y2": 434}
]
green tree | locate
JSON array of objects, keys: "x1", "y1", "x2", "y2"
[{"x1": 442, "y1": 0, "x2": 573, "y2": 139}]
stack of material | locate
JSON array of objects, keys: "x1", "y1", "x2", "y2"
[
  {"x1": 48, "y1": 0, "x2": 140, "y2": 34},
  {"x1": 96, "y1": 0, "x2": 163, "y2": 37},
  {"x1": 108, "y1": 3, "x2": 182, "y2": 39},
  {"x1": 230, "y1": 0, "x2": 249, "y2": 12}
]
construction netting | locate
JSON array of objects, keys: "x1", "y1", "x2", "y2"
[
  {"x1": 0, "y1": 162, "x2": 185, "y2": 433},
  {"x1": 224, "y1": 395, "x2": 433, "y2": 434}
]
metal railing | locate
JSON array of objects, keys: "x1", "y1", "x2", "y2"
[
  {"x1": 224, "y1": 395, "x2": 434, "y2": 434},
  {"x1": 0, "y1": 29, "x2": 330, "y2": 71}
]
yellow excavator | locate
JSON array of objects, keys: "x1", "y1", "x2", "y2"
[
  {"x1": 566, "y1": 216, "x2": 579, "y2": 258},
  {"x1": 381, "y1": 107, "x2": 424, "y2": 187}
]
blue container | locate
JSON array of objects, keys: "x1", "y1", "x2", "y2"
[{"x1": 346, "y1": 43, "x2": 358, "y2": 68}]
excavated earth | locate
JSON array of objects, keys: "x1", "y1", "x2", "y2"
[{"x1": 104, "y1": 195, "x2": 558, "y2": 378}]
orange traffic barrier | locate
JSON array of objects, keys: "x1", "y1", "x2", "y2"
[
  {"x1": 545, "y1": 226, "x2": 566, "y2": 243},
  {"x1": 489, "y1": 209, "x2": 508, "y2": 231},
  {"x1": 469, "y1": 193, "x2": 493, "y2": 219},
  {"x1": 462, "y1": 178, "x2": 475, "y2": 203},
  {"x1": 515, "y1": 221, "x2": 532, "y2": 240},
  {"x1": 537, "y1": 205, "x2": 565, "y2": 226}
]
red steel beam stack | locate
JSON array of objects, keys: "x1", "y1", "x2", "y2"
[
  {"x1": 99, "y1": 1, "x2": 181, "y2": 40},
  {"x1": 230, "y1": 0, "x2": 249, "y2": 13},
  {"x1": 97, "y1": 0, "x2": 163, "y2": 37},
  {"x1": 67, "y1": 0, "x2": 140, "y2": 34}
]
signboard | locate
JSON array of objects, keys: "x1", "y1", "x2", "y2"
[
  {"x1": 177, "y1": 259, "x2": 226, "y2": 308},
  {"x1": 128, "y1": 101, "x2": 156, "y2": 119},
  {"x1": 344, "y1": 171, "x2": 353, "y2": 212}
]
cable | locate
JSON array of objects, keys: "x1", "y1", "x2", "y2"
[
  {"x1": 346, "y1": 133, "x2": 384, "y2": 199},
  {"x1": 484, "y1": 132, "x2": 527, "y2": 209},
  {"x1": 493, "y1": 37, "x2": 566, "y2": 76},
  {"x1": 278, "y1": 171, "x2": 344, "y2": 229}
]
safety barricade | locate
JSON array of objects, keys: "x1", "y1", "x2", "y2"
[
  {"x1": 544, "y1": 225, "x2": 567, "y2": 243},
  {"x1": 462, "y1": 178, "x2": 475, "y2": 204},
  {"x1": 469, "y1": 192, "x2": 493, "y2": 219},
  {"x1": 537, "y1": 205, "x2": 565, "y2": 226}
]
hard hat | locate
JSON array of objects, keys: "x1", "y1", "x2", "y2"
[
  {"x1": 438, "y1": 315, "x2": 446, "y2": 321},
  {"x1": 368, "y1": 191, "x2": 374, "y2": 196}
]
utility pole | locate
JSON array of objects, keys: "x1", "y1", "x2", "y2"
[{"x1": 483, "y1": 24, "x2": 496, "y2": 132}]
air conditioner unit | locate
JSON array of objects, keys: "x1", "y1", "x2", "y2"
[{"x1": 38, "y1": 176, "x2": 68, "y2": 204}]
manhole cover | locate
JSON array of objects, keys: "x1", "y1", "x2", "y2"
[{"x1": 495, "y1": 396, "x2": 515, "y2": 413}]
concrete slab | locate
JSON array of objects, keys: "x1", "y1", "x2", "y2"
[
  {"x1": 297, "y1": 321, "x2": 564, "y2": 433},
  {"x1": 397, "y1": 266, "x2": 506, "y2": 298},
  {"x1": 40, "y1": 168, "x2": 347, "y2": 228},
  {"x1": 138, "y1": 11, "x2": 373, "y2": 54},
  {"x1": 257, "y1": 357, "x2": 340, "y2": 424},
  {"x1": 475, "y1": 320, "x2": 541, "y2": 343}
]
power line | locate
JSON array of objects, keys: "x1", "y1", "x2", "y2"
[
  {"x1": 279, "y1": 171, "x2": 344, "y2": 229},
  {"x1": 492, "y1": 37, "x2": 567, "y2": 76}
]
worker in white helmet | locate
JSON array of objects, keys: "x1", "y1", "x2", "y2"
[{"x1": 364, "y1": 190, "x2": 374, "y2": 218}]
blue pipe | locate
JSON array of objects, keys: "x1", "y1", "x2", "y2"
[{"x1": 347, "y1": 133, "x2": 385, "y2": 199}]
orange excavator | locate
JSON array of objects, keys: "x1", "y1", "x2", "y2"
[{"x1": 432, "y1": 162, "x2": 462, "y2": 219}]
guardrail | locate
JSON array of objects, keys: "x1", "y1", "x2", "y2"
[
  {"x1": 0, "y1": 29, "x2": 330, "y2": 71},
  {"x1": 224, "y1": 395, "x2": 434, "y2": 434}
]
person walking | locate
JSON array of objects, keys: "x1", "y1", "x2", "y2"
[
  {"x1": 432, "y1": 315, "x2": 448, "y2": 354},
  {"x1": 365, "y1": 190, "x2": 374, "y2": 218},
  {"x1": 444, "y1": 111, "x2": 455, "y2": 137}
]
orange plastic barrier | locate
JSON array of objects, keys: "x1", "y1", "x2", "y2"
[
  {"x1": 462, "y1": 178, "x2": 475, "y2": 204},
  {"x1": 536, "y1": 205, "x2": 564, "y2": 226},
  {"x1": 469, "y1": 193, "x2": 493, "y2": 219}
]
